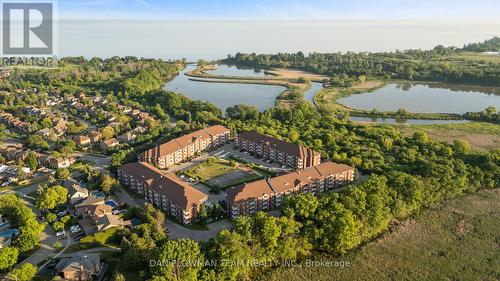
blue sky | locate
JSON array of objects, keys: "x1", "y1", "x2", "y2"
[{"x1": 59, "y1": 0, "x2": 500, "y2": 20}]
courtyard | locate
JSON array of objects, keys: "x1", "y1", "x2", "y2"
[{"x1": 180, "y1": 157, "x2": 262, "y2": 190}]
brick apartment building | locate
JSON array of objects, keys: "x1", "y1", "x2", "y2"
[
  {"x1": 236, "y1": 131, "x2": 321, "y2": 170},
  {"x1": 139, "y1": 125, "x2": 230, "y2": 169},
  {"x1": 227, "y1": 162, "x2": 354, "y2": 218},
  {"x1": 117, "y1": 162, "x2": 208, "y2": 224}
]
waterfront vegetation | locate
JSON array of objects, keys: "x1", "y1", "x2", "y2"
[{"x1": 1, "y1": 38, "x2": 499, "y2": 280}]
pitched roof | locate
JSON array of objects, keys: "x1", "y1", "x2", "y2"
[
  {"x1": 227, "y1": 162, "x2": 354, "y2": 204},
  {"x1": 204, "y1": 125, "x2": 230, "y2": 136},
  {"x1": 77, "y1": 204, "x2": 113, "y2": 218},
  {"x1": 118, "y1": 162, "x2": 207, "y2": 210},
  {"x1": 75, "y1": 195, "x2": 104, "y2": 208},
  {"x1": 96, "y1": 214, "x2": 125, "y2": 231},
  {"x1": 55, "y1": 253, "x2": 100, "y2": 273},
  {"x1": 269, "y1": 167, "x2": 324, "y2": 193},
  {"x1": 237, "y1": 131, "x2": 320, "y2": 158},
  {"x1": 141, "y1": 125, "x2": 229, "y2": 158},
  {"x1": 174, "y1": 130, "x2": 211, "y2": 148},
  {"x1": 226, "y1": 179, "x2": 274, "y2": 204},
  {"x1": 152, "y1": 172, "x2": 208, "y2": 210},
  {"x1": 58, "y1": 179, "x2": 88, "y2": 196}
]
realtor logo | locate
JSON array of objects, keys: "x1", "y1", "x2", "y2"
[{"x1": 2, "y1": 1, "x2": 54, "y2": 55}]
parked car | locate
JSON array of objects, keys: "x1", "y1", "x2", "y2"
[
  {"x1": 57, "y1": 210, "x2": 68, "y2": 217},
  {"x1": 70, "y1": 225, "x2": 81, "y2": 233},
  {"x1": 56, "y1": 230, "x2": 65, "y2": 237}
]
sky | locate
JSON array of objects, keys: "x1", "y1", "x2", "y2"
[{"x1": 59, "y1": 0, "x2": 500, "y2": 20}]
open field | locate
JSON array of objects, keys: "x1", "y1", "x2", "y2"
[
  {"x1": 397, "y1": 122, "x2": 500, "y2": 151},
  {"x1": 258, "y1": 188, "x2": 500, "y2": 281},
  {"x1": 444, "y1": 52, "x2": 500, "y2": 64}
]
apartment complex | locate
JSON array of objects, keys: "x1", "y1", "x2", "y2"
[
  {"x1": 227, "y1": 162, "x2": 354, "y2": 218},
  {"x1": 139, "y1": 125, "x2": 230, "y2": 169},
  {"x1": 236, "y1": 131, "x2": 321, "y2": 170},
  {"x1": 117, "y1": 162, "x2": 207, "y2": 224}
]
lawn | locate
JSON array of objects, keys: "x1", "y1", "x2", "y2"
[
  {"x1": 183, "y1": 158, "x2": 237, "y2": 180},
  {"x1": 66, "y1": 228, "x2": 121, "y2": 252},
  {"x1": 182, "y1": 157, "x2": 263, "y2": 189},
  {"x1": 258, "y1": 188, "x2": 500, "y2": 281}
]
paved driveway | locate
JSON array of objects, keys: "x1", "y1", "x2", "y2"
[{"x1": 165, "y1": 219, "x2": 231, "y2": 241}]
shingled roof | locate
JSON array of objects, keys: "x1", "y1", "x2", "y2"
[
  {"x1": 227, "y1": 161, "x2": 353, "y2": 204},
  {"x1": 141, "y1": 125, "x2": 229, "y2": 159},
  {"x1": 118, "y1": 162, "x2": 207, "y2": 210},
  {"x1": 237, "y1": 131, "x2": 320, "y2": 159}
]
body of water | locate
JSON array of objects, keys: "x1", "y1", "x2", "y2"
[
  {"x1": 58, "y1": 20, "x2": 500, "y2": 60},
  {"x1": 205, "y1": 64, "x2": 270, "y2": 77},
  {"x1": 164, "y1": 65, "x2": 285, "y2": 111},
  {"x1": 338, "y1": 83, "x2": 500, "y2": 114},
  {"x1": 303, "y1": 82, "x2": 324, "y2": 105},
  {"x1": 349, "y1": 116, "x2": 469, "y2": 125}
]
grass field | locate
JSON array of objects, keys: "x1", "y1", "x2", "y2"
[
  {"x1": 397, "y1": 122, "x2": 500, "y2": 151},
  {"x1": 182, "y1": 158, "x2": 262, "y2": 189},
  {"x1": 258, "y1": 188, "x2": 500, "y2": 281},
  {"x1": 66, "y1": 228, "x2": 120, "y2": 252},
  {"x1": 183, "y1": 158, "x2": 237, "y2": 180}
]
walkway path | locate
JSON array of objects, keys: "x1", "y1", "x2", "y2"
[{"x1": 165, "y1": 219, "x2": 231, "y2": 241}]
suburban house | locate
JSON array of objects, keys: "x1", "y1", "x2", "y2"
[
  {"x1": 88, "y1": 131, "x2": 101, "y2": 143},
  {"x1": 75, "y1": 195, "x2": 127, "y2": 235},
  {"x1": 47, "y1": 156, "x2": 76, "y2": 169},
  {"x1": 139, "y1": 125, "x2": 230, "y2": 169},
  {"x1": 236, "y1": 131, "x2": 321, "y2": 170},
  {"x1": 227, "y1": 162, "x2": 355, "y2": 218},
  {"x1": 117, "y1": 162, "x2": 208, "y2": 224},
  {"x1": 55, "y1": 253, "x2": 102, "y2": 281},
  {"x1": 100, "y1": 138, "x2": 119, "y2": 150},
  {"x1": 77, "y1": 204, "x2": 113, "y2": 218},
  {"x1": 59, "y1": 179, "x2": 89, "y2": 204},
  {"x1": 75, "y1": 195, "x2": 105, "y2": 210},
  {"x1": 117, "y1": 132, "x2": 137, "y2": 144},
  {"x1": 74, "y1": 135, "x2": 91, "y2": 146},
  {"x1": 0, "y1": 110, "x2": 32, "y2": 133}
]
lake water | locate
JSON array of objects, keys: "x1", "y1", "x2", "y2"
[
  {"x1": 57, "y1": 20, "x2": 500, "y2": 60},
  {"x1": 205, "y1": 64, "x2": 270, "y2": 77},
  {"x1": 304, "y1": 82, "x2": 324, "y2": 105},
  {"x1": 338, "y1": 83, "x2": 500, "y2": 114},
  {"x1": 349, "y1": 116, "x2": 469, "y2": 125},
  {"x1": 164, "y1": 65, "x2": 285, "y2": 111}
]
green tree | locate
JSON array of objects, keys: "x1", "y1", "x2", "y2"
[
  {"x1": 25, "y1": 135, "x2": 49, "y2": 150},
  {"x1": 35, "y1": 185, "x2": 68, "y2": 211},
  {"x1": 9, "y1": 263, "x2": 36, "y2": 281},
  {"x1": 152, "y1": 239, "x2": 204, "y2": 281},
  {"x1": 101, "y1": 126, "x2": 115, "y2": 140},
  {"x1": 0, "y1": 246, "x2": 18, "y2": 271},
  {"x1": 101, "y1": 174, "x2": 119, "y2": 194},
  {"x1": 26, "y1": 151, "x2": 38, "y2": 172},
  {"x1": 55, "y1": 168, "x2": 70, "y2": 179}
]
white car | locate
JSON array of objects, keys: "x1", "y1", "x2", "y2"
[
  {"x1": 57, "y1": 210, "x2": 68, "y2": 217},
  {"x1": 56, "y1": 230, "x2": 65, "y2": 237},
  {"x1": 70, "y1": 226, "x2": 81, "y2": 233}
]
